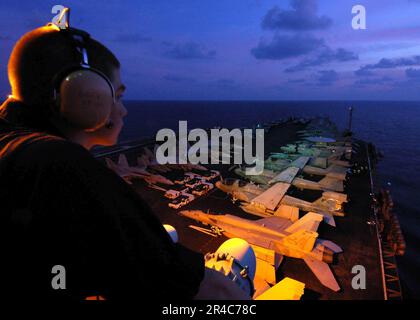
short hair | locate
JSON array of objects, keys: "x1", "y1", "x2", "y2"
[{"x1": 8, "y1": 25, "x2": 120, "y2": 107}]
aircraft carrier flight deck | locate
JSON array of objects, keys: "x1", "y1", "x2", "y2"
[{"x1": 94, "y1": 119, "x2": 403, "y2": 300}]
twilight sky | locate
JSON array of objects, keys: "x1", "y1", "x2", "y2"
[{"x1": 1, "y1": 0, "x2": 420, "y2": 100}]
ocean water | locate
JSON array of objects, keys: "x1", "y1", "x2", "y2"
[{"x1": 120, "y1": 100, "x2": 420, "y2": 298}]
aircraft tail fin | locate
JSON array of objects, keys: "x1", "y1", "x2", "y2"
[
  {"x1": 285, "y1": 212, "x2": 323, "y2": 233},
  {"x1": 319, "y1": 212, "x2": 336, "y2": 227},
  {"x1": 316, "y1": 239, "x2": 343, "y2": 253},
  {"x1": 105, "y1": 157, "x2": 133, "y2": 184},
  {"x1": 303, "y1": 257, "x2": 340, "y2": 291},
  {"x1": 118, "y1": 154, "x2": 129, "y2": 167},
  {"x1": 105, "y1": 157, "x2": 116, "y2": 169},
  {"x1": 319, "y1": 176, "x2": 344, "y2": 192}
]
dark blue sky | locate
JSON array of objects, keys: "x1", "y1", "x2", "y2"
[{"x1": 1, "y1": 0, "x2": 420, "y2": 100}]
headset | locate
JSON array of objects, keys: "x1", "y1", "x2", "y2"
[{"x1": 48, "y1": 8, "x2": 115, "y2": 131}]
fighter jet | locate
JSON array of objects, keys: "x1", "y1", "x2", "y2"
[
  {"x1": 292, "y1": 176, "x2": 344, "y2": 192},
  {"x1": 216, "y1": 178, "x2": 347, "y2": 226},
  {"x1": 235, "y1": 163, "x2": 345, "y2": 192},
  {"x1": 139, "y1": 144, "x2": 210, "y2": 173},
  {"x1": 271, "y1": 167, "x2": 345, "y2": 192},
  {"x1": 261, "y1": 155, "x2": 310, "y2": 173},
  {"x1": 269, "y1": 153, "x2": 300, "y2": 160},
  {"x1": 105, "y1": 156, "x2": 150, "y2": 185},
  {"x1": 268, "y1": 149, "x2": 351, "y2": 170},
  {"x1": 282, "y1": 143, "x2": 352, "y2": 160},
  {"x1": 106, "y1": 154, "x2": 174, "y2": 186},
  {"x1": 280, "y1": 144, "x2": 332, "y2": 157},
  {"x1": 117, "y1": 154, "x2": 151, "y2": 176},
  {"x1": 180, "y1": 210, "x2": 342, "y2": 291},
  {"x1": 233, "y1": 167, "x2": 275, "y2": 185},
  {"x1": 303, "y1": 163, "x2": 349, "y2": 180},
  {"x1": 263, "y1": 155, "x2": 315, "y2": 172},
  {"x1": 137, "y1": 146, "x2": 172, "y2": 173}
]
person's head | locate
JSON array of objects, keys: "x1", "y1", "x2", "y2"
[{"x1": 8, "y1": 25, "x2": 127, "y2": 149}]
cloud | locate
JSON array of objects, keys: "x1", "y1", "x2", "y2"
[
  {"x1": 288, "y1": 78, "x2": 306, "y2": 83},
  {"x1": 164, "y1": 41, "x2": 216, "y2": 60},
  {"x1": 285, "y1": 47, "x2": 358, "y2": 72},
  {"x1": 113, "y1": 33, "x2": 152, "y2": 43},
  {"x1": 251, "y1": 33, "x2": 324, "y2": 60},
  {"x1": 406, "y1": 68, "x2": 420, "y2": 80},
  {"x1": 262, "y1": 0, "x2": 332, "y2": 31},
  {"x1": 163, "y1": 75, "x2": 197, "y2": 83},
  {"x1": 357, "y1": 56, "x2": 420, "y2": 74},
  {"x1": 354, "y1": 76, "x2": 394, "y2": 87},
  {"x1": 316, "y1": 70, "x2": 338, "y2": 86},
  {"x1": 354, "y1": 68, "x2": 375, "y2": 77}
]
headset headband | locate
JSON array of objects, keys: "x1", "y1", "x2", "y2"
[{"x1": 49, "y1": 7, "x2": 115, "y2": 102}]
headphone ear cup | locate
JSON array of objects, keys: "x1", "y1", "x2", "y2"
[{"x1": 58, "y1": 69, "x2": 113, "y2": 131}]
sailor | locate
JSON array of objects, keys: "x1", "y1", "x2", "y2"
[{"x1": 0, "y1": 20, "x2": 247, "y2": 300}]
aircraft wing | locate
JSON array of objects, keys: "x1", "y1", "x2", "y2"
[
  {"x1": 290, "y1": 156, "x2": 310, "y2": 169},
  {"x1": 243, "y1": 233, "x2": 277, "y2": 250},
  {"x1": 105, "y1": 158, "x2": 137, "y2": 183},
  {"x1": 128, "y1": 167, "x2": 152, "y2": 176},
  {"x1": 251, "y1": 182, "x2": 290, "y2": 211},
  {"x1": 255, "y1": 216, "x2": 292, "y2": 234},
  {"x1": 255, "y1": 277, "x2": 305, "y2": 300},
  {"x1": 303, "y1": 256, "x2": 340, "y2": 292},
  {"x1": 241, "y1": 191, "x2": 255, "y2": 200},
  {"x1": 329, "y1": 165, "x2": 349, "y2": 175},
  {"x1": 269, "y1": 167, "x2": 300, "y2": 184},
  {"x1": 235, "y1": 191, "x2": 259, "y2": 203},
  {"x1": 145, "y1": 175, "x2": 174, "y2": 186}
]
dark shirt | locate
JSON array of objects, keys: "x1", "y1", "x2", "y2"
[{"x1": 0, "y1": 99, "x2": 204, "y2": 301}]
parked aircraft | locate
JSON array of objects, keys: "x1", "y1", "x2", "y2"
[{"x1": 180, "y1": 210, "x2": 342, "y2": 291}]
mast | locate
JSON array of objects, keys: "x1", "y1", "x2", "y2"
[{"x1": 348, "y1": 106, "x2": 354, "y2": 133}]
